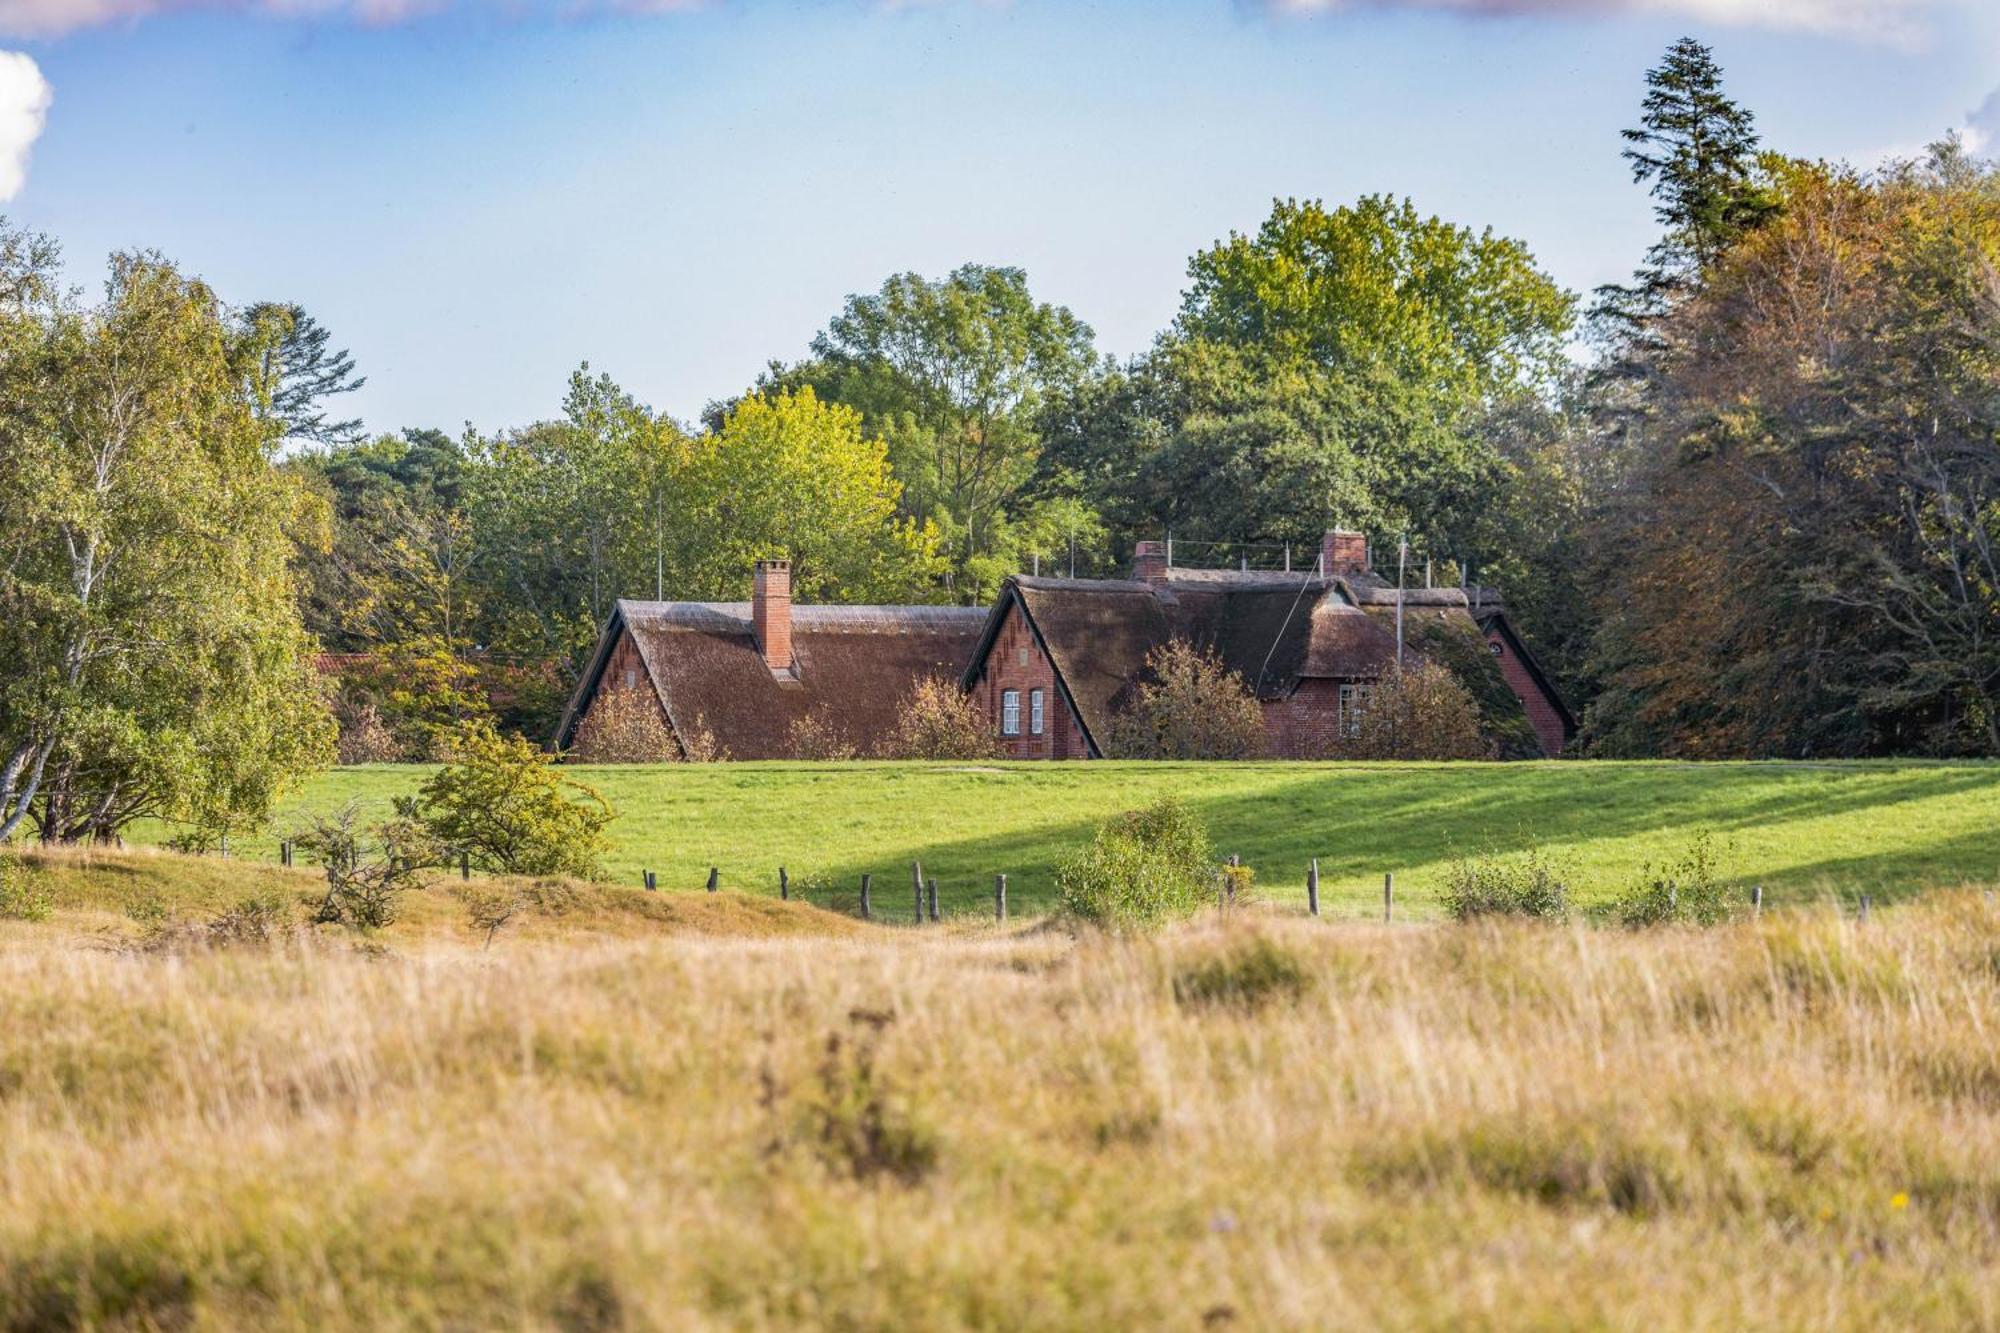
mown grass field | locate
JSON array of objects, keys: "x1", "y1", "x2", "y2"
[
  {"x1": 157, "y1": 759, "x2": 2000, "y2": 918},
  {"x1": 3, "y1": 850, "x2": 1999, "y2": 1329}
]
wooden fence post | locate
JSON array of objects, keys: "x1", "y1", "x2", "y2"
[
  {"x1": 779, "y1": 866, "x2": 789, "y2": 901},
  {"x1": 912, "y1": 861, "x2": 924, "y2": 924},
  {"x1": 1860, "y1": 894, "x2": 1871, "y2": 922},
  {"x1": 1752, "y1": 884, "x2": 1763, "y2": 917},
  {"x1": 1307, "y1": 858, "x2": 1320, "y2": 917},
  {"x1": 460, "y1": 850, "x2": 470, "y2": 880},
  {"x1": 280, "y1": 840, "x2": 292, "y2": 868},
  {"x1": 707, "y1": 867, "x2": 719, "y2": 893},
  {"x1": 643, "y1": 870, "x2": 657, "y2": 892},
  {"x1": 860, "y1": 873, "x2": 872, "y2": 921},
  {"x1": 995, "y1": 873, "x2": 1007, "y2": 922},
  {"x1": 927, "y1": 879, "x2": 939, "y2": 923},
  {"x1": 1383, "y1": 872, "x2": 1394, "y2": 923}
]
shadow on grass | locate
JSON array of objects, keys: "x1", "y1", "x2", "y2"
[{"x1": 795, "y1": 763, "x2": 2000, "y2": 918}]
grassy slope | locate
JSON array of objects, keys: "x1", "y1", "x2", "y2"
[
  {"x1": 160, "y1": 759, "x2": 2000, "y2": 919},
  {"x1": 3, "y1": 883, "x2": 2000, "y2": 1329}
]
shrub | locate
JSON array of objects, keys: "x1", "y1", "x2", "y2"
[
  {"x1": 1337, "y1": 662, "x2": 1492, "y2": 761},
  {"x1": 456, "y1": 883, "x2": 525, "y2": 948},
  {"x1": 1172, "y1": 934, "x2": 1312, "y2": 1011},
  {"x1": 334, "y1": 697, "x2": 403, "y2": 765},
  {"x1": 1104, "y1": 640, "x2": 1266, "y2": 760},
  {"x1": 0, "y1": 853, "x2": 51, "y2": 923},
  {"x1": 295, "y1": 802, "x2": 440, "y2": 931},
  {"x1": 419, "y1": 725, "x2": 615, "y2": 879},
  {"x1": 1056, "y1": 796, "x2": 1216, "y2": 929},
  {"x1": 792, "y1": 1008, "x2": 936, "y2": 1187},
  {"x1": 137, "y1": 890, "x2": 300, "y2": 950},
  {"x1": 786, "y1": 707, "x2": 859, "y2": 761},
  {"x1": 678, "y1": 714, "x2": 726, "y2": 764},
  {"x1": 568, "y1": 688, "x2": 678, "y2": 764},
  {"x1": 1444, "y1": 849, "x2": 1573, "y2": 921},
  {"x1": 880, "y1": 677, "x2": 998, "y2": 760},
  {"x1": 1611, "y1": 831, "x2": 1734, "y2": 927}
]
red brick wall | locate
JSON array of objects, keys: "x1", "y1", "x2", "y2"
[
  {"x1": 1259, "y1": 678, "x2": 1357, "y2": 759},
  {"x1": 971, "y1": 600, "x2": 1090, "y2": 759},
  {"x1": 1486, "y1": 629, "x2": 1566, "y2": 757}
]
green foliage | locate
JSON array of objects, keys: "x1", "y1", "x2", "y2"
[
  {"x1": 1596, "y1": 36, "x2": 1777, "y2": 340},
  {"x1": 778, "y1": 264, "x2": 1102, "y2": 599},
  {"x1": 1609, "y1": 831, "x2": 1735, "y2": 928},
  {"x1": 1444, "y1": 849, "x2": 1573, "y2": 921},
  {"x1": 1056, "y1": 796, "x2": 1216, "y2": 929},
  {"x1": 1104, "y1": 640, "x2": 1266, "y2": 761},
  {"x1": 1046, "y1": 198, "x2": 1572, "y2": 571},
  {"x1": 678, "y1": 388, "x2": 945, "y2": 604},
  {"x1": 418, "y1": 726, "x2": 614, "y2": 879},
  {"x1": 1178, "y1": 195, "x2": 1574, "y2": 401},
  {"x1": 1172, "y1": 935, "x2": 1311, "y2": 1011},
  {"x1": 0, "y1": 234, "x2": 334, "y2": 846},
  {"x1": 239, "y1": 302, "x2": 366, "y2": 446}
]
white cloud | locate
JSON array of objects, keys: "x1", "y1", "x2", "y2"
[
  {"x1": 1966, "y1": 87, "x2": 2000, "y2": 157},
  {"x1": 0, "y1": 0, "x2": 714, "y2": 37},
  {"x1": 0, "y1": 50, "x2": 48, "y2": 201},
  {"x1": 1265, "y1": 0, "x2": 1943, "y2": 44}
]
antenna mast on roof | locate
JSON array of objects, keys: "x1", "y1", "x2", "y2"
[{"x1": 1395, "y1": 533, "x2": 1409, "y2": 673}]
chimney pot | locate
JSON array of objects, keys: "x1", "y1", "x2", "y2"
[
  {"x1": 1132, "y1": 540, "x2": 1169, "y2": 584},
  {"x1": 1321, "y1": 529, "x2": 1370, "y2": 576},
  {"x1": 753, "y1": 558, "x2": 793, "y2": 675}
]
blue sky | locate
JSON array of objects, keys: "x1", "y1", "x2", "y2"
[{"x1": 0, "y1": 0, "x2": 1994, "y2": 436}]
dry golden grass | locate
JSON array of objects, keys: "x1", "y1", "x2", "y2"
[{"x1": 3, "y1": 851, "x2": 1999, "y2": 1330}]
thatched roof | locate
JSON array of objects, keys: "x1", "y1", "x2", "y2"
[
  {"x1": 557, "y1": 600, "x2": 986, "y2": 759},
  {"x1": 964, "y1": 572, "x2": 1411, "y2": 751}
]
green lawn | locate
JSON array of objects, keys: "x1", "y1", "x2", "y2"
[{"x1": 152, "y1": 759, "x2": 2000, "y2": 920}]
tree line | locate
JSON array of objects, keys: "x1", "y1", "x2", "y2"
[{"x1": 2, "y1": 36, "x2": 1996, "y2": 846}]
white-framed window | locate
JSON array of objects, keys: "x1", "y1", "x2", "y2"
[
  {"x1": 1030, "y1": 688, "x2": 1045, "y2": 736},
  {"x1": 1339, "y1": 682, "x2": 1371, "y2": 739},
  {"x1": 1001, "y1": 689, "x2": 1021, "y2": 736},
  {"x1": 623, "y1": 667, "x2": 638, "y2": 689}
]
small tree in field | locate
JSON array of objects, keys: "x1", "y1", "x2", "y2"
[
  {"x1": 881, "y1": 678, "x2": 999, "y2": 760},
  {"x1": 418, "y1": 726, "x2": 615, "y2": 879},
  {"x1": 1056, "y1": 796, "x2": 1216, "y2": 930},
  {"x1": 569, "y1": 689, "x2": 677, "y2": 764},
  {"x1": 1340, "y1": 662, "x2": 1491, "y2": 761},
  {"x1": 1105, "y1": 641, "x2": 1265, "y2": 760},
  {"x1": 295, "y1": 801, "x2": 440, "y2": 931}
]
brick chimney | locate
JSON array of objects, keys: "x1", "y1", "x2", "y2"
[
  {"x1": 1321, "y1": 529, "x2": 1369, "y2": 576},
  {"x1": 1132, "y1": 540, "x2": 1169, "y2": 584},
  {"x1": 752, "y1": 558, "x2": 793, "y2": 676}
]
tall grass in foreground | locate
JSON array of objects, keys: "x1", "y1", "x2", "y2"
[{"x1": 3, "y1": 888, "x2": 2000, "y2": 1328}]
